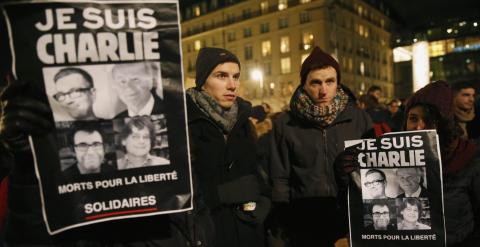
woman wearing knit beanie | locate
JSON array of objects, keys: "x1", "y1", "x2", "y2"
[
  {"x1": 269, "y1": 46, "x2": 373, "y2": 247},
  {"x1": 403, "y1": 80, "x2": 479, "y2": 246}
]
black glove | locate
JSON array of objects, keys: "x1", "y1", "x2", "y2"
[
  {"x1": 218, "y1": 174, "x2": 261, "y2": 204},
  {"x1": 334, "y1": 145, "x2": 361, "y2": 191},
  {"x1": 0, "y1": 79, "x2": 53, "y2": 151}
]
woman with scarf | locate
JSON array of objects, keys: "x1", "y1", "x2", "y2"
[
  {"x1": 185, "y1": 47, "x2": 270, "y2": 247},
  {"x1": 269, "y1": 46, "x2": 372, "y2": 247},
  {"x1": 402, "y1": 81, "x2": 480, "y2": 246}
]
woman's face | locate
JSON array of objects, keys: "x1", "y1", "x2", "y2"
[
  {"x1": 406, "y1": 106, "x2": 431, "y2": 131},
  {"x1": 401, "y1": 203, "x2": 419, "y2": 223}
]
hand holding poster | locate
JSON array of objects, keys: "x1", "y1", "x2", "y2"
[
  {"x1": 1, "y1": 0, "x2": 192, "y2": 235},
  {"x1": 347, "y1": 130, "x2": 446, "y2": 247}
]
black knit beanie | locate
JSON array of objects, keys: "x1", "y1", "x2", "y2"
[
  {"x1": 300, "y1": 46, "x2": 340, "y2": 85},
  {"x1": 195, "y1": 47, "x2": 241, "y2": 89}
]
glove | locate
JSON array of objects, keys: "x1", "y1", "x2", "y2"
[
  {"x1": 235, "y1": 195, "x2": 271, "y2": 225},
  {"x1": 0, "y1": 78, "x2": 53, "y2": 151},
  {"x1": 218, "y1": 174, "x2": 261, "y2": 204},
  {"x1": 334, "y1": 145, "x2": 361, "y2": 191}
]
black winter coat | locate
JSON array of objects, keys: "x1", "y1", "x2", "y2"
[{"x1": 186, "y1": 95, "x2": 268, "y2": 247}]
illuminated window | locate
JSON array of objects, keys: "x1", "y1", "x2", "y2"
[
  {"x1": 300, "y1": 0, "x2": 311, "y2": 3},
  {"x1": 260, "y1": 1, "x2": 269, "y2": 14},
  {"x1": 281, "y1": 57, "x2": 291, "y2": 74},
  {"x1": 278, "y1": 0, "x2": 288, "y2": 10},
  {"x1": 194, "y1": 40, "x2": 202, "y2": 51},
  {"x1": 359, "y1": 24, "x2": 364, "y2": 36},
  {"x1": 262, "y1": 40, "x2": 271, "y2": 57},
  {"x1": 302, "y1": 31, "x2": 314, "y2": 50},
  {"x1": 429, "y1": 41, "x2": 447, "y2": 57},
  {"x1": 357, "y1": 5, "x2": 363, "y2": 16},
  {"x1": 194, "y1": 6, "x2": 201, "y2": 17},
  {"x1": 365, "y1": 27, "x2": 369, "y2": 38},
  {"x1": 280, "y1": 36, "x2": 290, "y2": 53}
]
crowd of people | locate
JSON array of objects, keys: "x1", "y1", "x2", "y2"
[{"x1": 0, "y1": 45, "x2": 479, "y2": 247}]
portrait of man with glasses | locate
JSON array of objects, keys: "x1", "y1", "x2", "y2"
[
  {"x1": 115, "y1": 116, "x2": 170, "y2": 170},
  {"x1": 362, "y1": 169, "x2": 389, "y2": 200},
  {"x1": 52, "y1": 67, "x2": 98, "y2": 120},
  {"x1": 364, "y1": 200, "x2": 396, "y2": 231},
  {"x1": 63, "y1": 122, "x2": 116, "y2": 176}
]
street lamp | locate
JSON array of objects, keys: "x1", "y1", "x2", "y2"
[{"x1": 250, "y1": 69, "x2": 264, "y2": 100}]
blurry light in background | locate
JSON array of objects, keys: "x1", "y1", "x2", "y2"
[{"x1": 412, "y1": 41, "x2": 429, "y2": 92}]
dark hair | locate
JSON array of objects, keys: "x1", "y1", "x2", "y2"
[
  {"x1": 370, "y1": 200, "x2": 390, "y2": 214},
  {"x1": 365, "y1": 169, "x2": 386, "y2": 181},
  {"x1": 120, "y1": 116, "x2": 156, "y2": 148},
  {"x1": 452, "y1": 80, "x2": 476, "y2": 94},
  {"x1": 69, "y1": 121, "x2": 104, "y2": 145},
  {"x1": 399, "y1": 198, "x2": 423, "y2": 216},
  {"x1": 403, "y1": 103, "x2": 463, "y2": 149},
  {"x1": 367, "y1": 85, "x2": 382, "y2": 94},
  {"x1": 54, "y1": 67, "x2": 93, "y2": 88}
]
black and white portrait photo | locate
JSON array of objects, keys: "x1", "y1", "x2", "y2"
[
  {"x1": 110, "y1": 61, "x2": 165, "y2": 118},
  {"x1": 396, "y1": 197, "x2": 432, "y2": 230},
  {"x1": 363, "y1": 199, "x2": 397, "y2": 231},
  {"x1": 56, "y1": 121, "x2": 117, "y2": 176},
  {"x1": 114, "y1": 115, "x2": 170, "y2": 170}
]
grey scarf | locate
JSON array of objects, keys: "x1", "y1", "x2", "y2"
[{"x1": 187, "y1": 88, "x2": 238, "y2": 134}]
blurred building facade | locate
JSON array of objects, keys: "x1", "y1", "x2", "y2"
[
  {"x1": 180, "y1": 0, "x2": 395, "y2": 110},
  {"x1": 392, "y1": 21, "x2": 480, "y2": 99}
]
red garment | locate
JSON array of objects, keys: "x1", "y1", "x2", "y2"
[
  {"x1": 0, "y1": 177, "x2": 8, "y2": 230},
  {"x1": 442, "y1": 138, "x2": 477, "y2": 174}
]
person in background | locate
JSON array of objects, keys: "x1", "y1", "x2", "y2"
[
  {"x1": 387, "y1": 99, "x2": 405, "y2": 131},
  {"x1": 186, "y1": 47, "x2": 270, "y2": 247},
  {"x1": 452, "y1": 80, "x2": 476, "y2": 139},
  {"x1": 270, "y1": 46, "x2": 372, "y2": 247},
  {"x1": 367, "y1": 85, "x2": 383, "y2": 103}
]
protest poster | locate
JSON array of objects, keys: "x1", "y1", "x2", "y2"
[
  {"x1": 347, "y1": 130, "x2": 446, "y2": 247},
  {"x1": 1, "y1": 0, "x2": 192, "y2": 234}
]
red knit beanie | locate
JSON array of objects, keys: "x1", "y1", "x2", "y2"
[
  {"x1": 405, "y1": 80, "x2": 453, "y2": 119},
  {"x1": 300, "y1": 46, "x2": 340, "y2": 85}
]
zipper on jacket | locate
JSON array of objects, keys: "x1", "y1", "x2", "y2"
[{"x1": 322, "y1": 128, "x2": 332, "y2": 195}]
